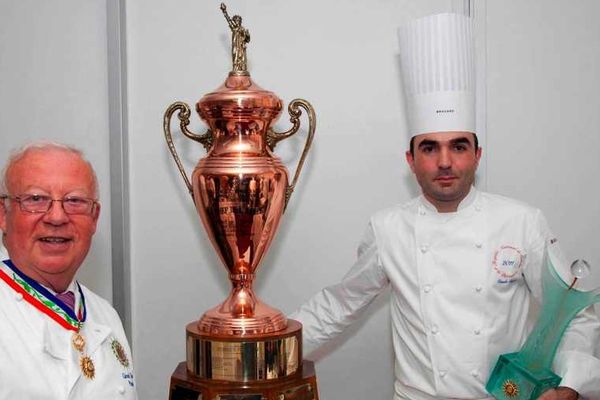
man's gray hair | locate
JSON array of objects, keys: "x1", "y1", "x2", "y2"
[{"x1": 0, "y1": 141, "x2": 99, "y2": 198}]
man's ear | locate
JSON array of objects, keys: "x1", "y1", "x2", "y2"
[
  {"x1": 405, "y1": 150, "x2": 416, "y2": 174},
  {"x1": 90, "y1": 202, "x2": 101, "y2": 234},
  {"x1": 475, "y1": 146, "x2": 482, "y2": 166},
  {"x1": 0, "y1": 200, "x2": 7, "y2": 233}
]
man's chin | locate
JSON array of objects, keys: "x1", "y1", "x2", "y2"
[
  {"x1": 29, "y1": 255, "x2": 77, "y2": 276},
  {"x1": 428, "y1": 188, "x2": 470, "y2": 204},
  {"x1": 431, "y1": 188, "x2": 461, "y2": 200}
]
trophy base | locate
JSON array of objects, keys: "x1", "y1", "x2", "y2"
[
  {"x1": 169, "y1": 360, "x2": 319, "y2": 400},
  {"x1": 170, "y1": 319, "x2": 319, "y2": 399},
  {"x1": 186, "y1": 320, "x2": 302, "y2": 382},
  {"x1": 486, "y1": 353, "x2": 561, "y2": 399}
]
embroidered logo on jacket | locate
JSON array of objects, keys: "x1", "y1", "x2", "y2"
[{"x1": 492, "y1": 245, "x2": 524, "y2": 283}]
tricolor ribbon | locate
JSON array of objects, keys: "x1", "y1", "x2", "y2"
[{"x1": 0, "y1": 259, "x2": 86, "y2": 331}]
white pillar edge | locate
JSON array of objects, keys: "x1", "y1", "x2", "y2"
[{"x1": 106, "y1": 0, "x2": 132, "y2": 340}]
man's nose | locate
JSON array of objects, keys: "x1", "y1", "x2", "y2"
[
  {"x1": 438, "y1": 147, "x2": 452, "y2": 169},
  {"x1": 43, "y1": 200, "x2": 69, "y2": 225}
]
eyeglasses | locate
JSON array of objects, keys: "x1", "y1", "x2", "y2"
[{"x1": 0, "y1": 194, "x2": 98, "y2": 215}]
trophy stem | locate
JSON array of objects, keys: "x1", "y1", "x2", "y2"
[
  {"x1": 221, "y1": 272, "x2": 257, "y2": 318},
  {"x1": 198, "y1": 271, "x2": 287, "y2": 335}
]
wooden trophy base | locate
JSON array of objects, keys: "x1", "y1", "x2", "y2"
[{"x1": 169, "y1": 360, "x2": 318, "y2": 400}]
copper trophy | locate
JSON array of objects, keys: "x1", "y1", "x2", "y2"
[{"x1": 164, "y1": 4, "x2": 318, "y2": 400}]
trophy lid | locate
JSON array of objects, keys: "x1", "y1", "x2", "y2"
[
  {"x1": 196, "y1": 4, "x2": 282, "y2": 124},
  {"x1": 196, "y1": 73, "x2": 282, "y2": 123}
]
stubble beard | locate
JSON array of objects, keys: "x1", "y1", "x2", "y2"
[{"x1": 420, "y1": 171, "x2": 475, "y2": 209}]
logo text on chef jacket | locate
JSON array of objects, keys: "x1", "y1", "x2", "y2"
[
  {"x1": 436, "y1": 109, "x2": 455, "y2": 114},
  {"x1": 493, "y1": 245, "x2": 524, "y2": 284},
  {"x1": 122, "y1": 372, "x2": 135, "y2": 387}
]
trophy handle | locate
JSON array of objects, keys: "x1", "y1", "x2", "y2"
[
  {"x1": 266, "y1": 98, "x2": 316, "y2": 211},
  {"x1": 163, "y1": 101, "x2": 213, "y2": 197}
]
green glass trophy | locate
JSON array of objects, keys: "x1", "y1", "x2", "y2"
[{"x1": 486, "y1": 258, "x2": 600, "y2": 399}]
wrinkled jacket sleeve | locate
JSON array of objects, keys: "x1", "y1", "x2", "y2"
[
  {"x1": 524, "y1": 210, "x2": 600, "y2": 399},
  {"x1": 289, "y1": 221, "x2": 389, "y2": 355}
]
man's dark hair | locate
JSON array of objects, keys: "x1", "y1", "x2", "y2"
[{"x1": 409, "y1": 133, "x2": 479, "y2": 156}]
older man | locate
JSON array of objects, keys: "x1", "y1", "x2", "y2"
[
  {"x1": 0, "y1": 143, "x2": 136, "y2": 399},
  {"x1": 291, "y1": 13, "x2": 600, "y2": 400}
]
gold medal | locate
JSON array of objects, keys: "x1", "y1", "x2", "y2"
[
  {"x1": 72, "y1": 332, "x2": 86, "y2": 352},
  {"x1": 502, "y1": 380, "x2": 519, "y2": 397},
  {"x1": 80, "y1": 355, "x2": 96, "y2": 380},
  {"x1": 73, "y1": 324, "x2": 94, "y2": 380}
]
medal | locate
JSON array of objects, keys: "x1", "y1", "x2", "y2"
[
  {"x1": 80, "y1": 355, "x2": 96, "y2": 379},
  {"x1": 73, "y1": 326, "x2": 94, "y2": 379},
  {"x1": 71, "y1": 315, "x2": 94, "y2": 380},
  {"x1": 502, "y1": 380, "x2": 519, "y2": 397},
  {"x1": 72, "y1": 331, "x2": 86, "y2": 352}
]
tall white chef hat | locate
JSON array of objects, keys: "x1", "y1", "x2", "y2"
[{"x1": 398, "y1": 13, "x2": 475, "y2": 137}]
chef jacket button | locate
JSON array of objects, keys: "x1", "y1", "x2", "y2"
[
  {"x1": 118, "y1": 386, "x2": 126, "y2": 395},
  {"x1": 14, "y1": 293, "x2": 23, "y2": 301},
  {"x1": 474, "y1": 328, "x2": 481, "y2": 335},
  {"x1": 471, "y1": 370, "x2": 480, "y2": 377},
  {"x1": 475, "y1": 205, "x2": 482, "y2": 212},
  {"x1": 419, "y1": 209, "x2": 426, "y2": 216},
  {"x1": 439, "y1": 370, "x2": 447, "y2": 378},
  {"x1": 430, "y1": 325, "x2": 439, "y2": 335},
  {"x1": 475, "y1": 242, "x2": 482, "y2": 248},
  {"x1": 420, "y1": 244, "x2": 429, "y2": 253},
  {"x1": 475, "y1": 285, "x2": 483, "y2": 293},
  {"x1": 423, "y1": 284, "x2": 432, "y2": 293}
]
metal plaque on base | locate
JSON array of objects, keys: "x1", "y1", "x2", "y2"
[{"x1": 163, "y1": 4, "x2": 318, "y2": 400}]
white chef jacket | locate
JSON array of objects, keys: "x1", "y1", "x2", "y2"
[
  {"x1": 291, "y1": 188, "x2": 600, "y2": 399},
  {"x1": 0, "y1": 250, "x2": 137, "y2": 400}
]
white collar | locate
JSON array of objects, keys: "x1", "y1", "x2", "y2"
[{"x1": 0, "y1": 245, "x2": 8, "y2": 262}]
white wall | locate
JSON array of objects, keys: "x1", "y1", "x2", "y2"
[
  {"x1": 0, "y1": 0, "x2": 112, "y2": 300},
  {"x1": 485, "y1": 0, "x2": 600, "y2": 340},
  {"x1": 126, "y1": 1, "x2": 458, "y2": 399},
  {"x1": 485, "y1": 0, "x2": 600, "y2": 288}
]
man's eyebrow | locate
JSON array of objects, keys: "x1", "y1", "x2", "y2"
[
  {"x1": 417, "y1": 140, "x2": 439, "y2": 148},
  {"x1": 450, "y1": 137, "x2": 473, "y2": 146}
]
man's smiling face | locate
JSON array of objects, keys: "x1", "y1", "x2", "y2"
[{"x1": 0, "y1": 148, "x2": 100, "y2": 291}]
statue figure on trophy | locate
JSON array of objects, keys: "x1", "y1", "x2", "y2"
[{"x1": 221, "y1": 3, "x2": 250, "y2": 73}]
